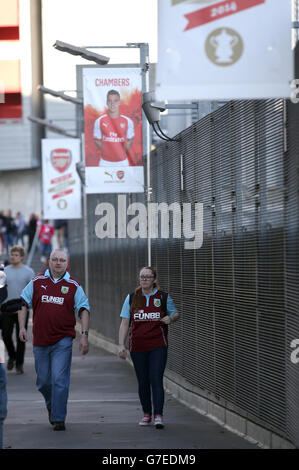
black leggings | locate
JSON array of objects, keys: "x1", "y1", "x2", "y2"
[
  {"x1": 130, "y1": 346, "x2": 167, "y2": 416},
  {"x1": 1, "y1": 311, "x2": 29, "y2": 366}
]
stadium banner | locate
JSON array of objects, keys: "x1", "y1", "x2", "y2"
[
  {"x1": 42, "y1": 139, "x2": 82, "y2": 219},
  {"x1": 83, "y1": 67, "x2": 144, "y2": 194},
  {"x1": 156, "y1": 0, "x2": 293, "y2": 100}
]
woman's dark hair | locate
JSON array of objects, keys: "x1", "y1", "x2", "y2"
[{"x1": 130, "y1": 266, "x2": 159, "y2": 312}]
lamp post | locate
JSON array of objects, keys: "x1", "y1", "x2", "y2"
[
  {"x1": 51, "y1": 41, "x2": 111, "y2": 296},
  {"x1": 52, "y1": 42, "x2": 152, "y2": 274},
  {"x1": 74, "y1": 42, "x2": 151, "y2": 265}
]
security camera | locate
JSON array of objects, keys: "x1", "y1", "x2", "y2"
[
  {"x1": 142, "y1": 92, "x2": 181, "y2": 143},
  {"x1": 142, "y1": 92, "x2": 162, "y2": 125},
  {"x1": 152, "y1": 102, "x2": 168, "y2": 113}
]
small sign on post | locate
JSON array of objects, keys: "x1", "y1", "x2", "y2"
[{"x1": 42, "y1": 139, "x2": 82, "y2": 219}]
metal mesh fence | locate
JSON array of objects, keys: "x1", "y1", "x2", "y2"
[{"x1": 69, "y1": 89, "x2": 299, "y2": 447}]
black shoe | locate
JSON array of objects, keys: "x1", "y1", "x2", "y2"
[
  {"x1": 47, "y1": 408, "x2": 54, "y2": 425},
  {"x1": 7, "y1": 358, "x2": 15, "y2": 371},
  {"x1": 16, "y1": 365, "x2": 24, "y2": 375},
  {"x1": 53, "y1": 422, "x2": 65, "y2": 431}
]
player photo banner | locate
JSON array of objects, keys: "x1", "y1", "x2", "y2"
[
  {"x1": 156, "y1": 0, "x2": 293, "y2": 100},
  {"x1": 83, "y1": 67, "x2": 144, "y2": 194},
  {"x1": 42, "y1": 139, "x2": 82, "y2": 219}
]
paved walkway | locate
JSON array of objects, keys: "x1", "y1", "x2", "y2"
[{"x1": 2, "y1": 325, "x2": 259, "y2": 451}]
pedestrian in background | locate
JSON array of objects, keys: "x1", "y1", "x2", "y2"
[
  {"x1": 118, "y1": 266, "x2": 179, "y2": 429},
  {"x1": 0, "y1": 267, "x2": 8, "y2": 449},
  {"x1": 1, "y1": 246, "x2": 34, "y2": 374},
  {"x1": 14, "y1": 212, "x2": 26, "y2": 246},
  {"x1": 19, "y1": 249, "x2": 90, "y2": 431},
  {"x1": 3, "y1": 210, "x2": 16, "y2": 255},
  {"x1": 38, "y1": 220, "x2": 54, "y2": 263},
  {"x1": 27, "y1": 213, "x2": 38, "y2": 253},
  {"x1": 0, "y1": 211, "x2": 6, "y2": 255},
  {"x1": 54, "y1": 219, "x2": 68, "y2": 249}
]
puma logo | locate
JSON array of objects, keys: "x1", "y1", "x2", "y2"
[{"x1": 41, "y1": 285, "x2": 47, "y2": 290}]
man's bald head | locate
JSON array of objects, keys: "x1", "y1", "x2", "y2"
[{"x1": 49, "y1": 249, "x2": 69, "y2": 278}]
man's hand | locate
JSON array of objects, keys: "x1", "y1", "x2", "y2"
[
  {"x1": 118, "y1": 345, "x2": 127, "y2": 360},
  {"x1": 79, "y1": 335, "x2": 89, "y2": 355},
  {"x1": 19, "y1": 327, "x2": 27, "y2": 342}
]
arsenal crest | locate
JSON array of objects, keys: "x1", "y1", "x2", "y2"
[
  {"x1": 51, "y1": 148, "x2": 72, "y2": 173},
  {"x1": 117, "y1": 170, "x2": 124, "y2": 180}
]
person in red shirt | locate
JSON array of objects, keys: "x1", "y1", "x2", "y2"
[
  {"x1": 118, "y1": 267, "x2": 179, "y2": 429},
  {"x1": 38, "y1": 220, "x2": 54, "y2": 262},
  {"x1": 93, "y1": 89, "x2": 134, "y2": 166}
]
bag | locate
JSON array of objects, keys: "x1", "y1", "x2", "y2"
[
  {"x1": 0, "y1": 285, "x2": 8, "y2": 330},
  {"x1": 0, "y1": 286, "x2": 7, "y2": 304},
  {"x1": 0, "y1": 298, "x2": 25, "y2": 314}
]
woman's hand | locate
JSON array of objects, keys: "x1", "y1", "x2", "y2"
[
  {"x1": 161, "y1": 312, "x2": 180, "y2": 325},
  {"x1": 160, "y1": 315, "x2": 172, "y2": 325}
]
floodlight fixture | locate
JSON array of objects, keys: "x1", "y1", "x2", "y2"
[
  {"x1": 28, "y1": 116, "x2": 77, "y2": 138},
  {"x1": 37, "y1": 85, "x2": 83, "y2": 105},
  {"x1": 53, "y1": 40, "x2": 110, "y2": 65}
]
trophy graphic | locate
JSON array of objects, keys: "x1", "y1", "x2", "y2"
[{"x1": 205, "y1": 27, "x2": 243, "y2": 66}]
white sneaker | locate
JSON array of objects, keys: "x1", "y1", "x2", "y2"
[
  {"x1": 139, "y1": 414, "x2": 151, "y2": 426},
  {"x1": 154, "y1": 414, "x2": 164, "y2": 429}
]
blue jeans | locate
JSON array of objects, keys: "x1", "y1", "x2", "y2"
[
  {"x1": 130, "y1": 346, "x2": 167, "y2": 416},
  {"x1": 0, "y1": 364, "x2": 7, "y2": 449},
  {"x1": 40, "y1": 242, "x2": 52, "y2": 258},
  {"x1": 4, "y1": 232, "x2": 14, "y2": 254},
  {"x1": 33, "y1": 337, "x2": 73, "y2": 423}
]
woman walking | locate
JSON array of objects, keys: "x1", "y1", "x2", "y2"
[{"x1": 118, "y1": 266, "x2": 179, "y2": 429}]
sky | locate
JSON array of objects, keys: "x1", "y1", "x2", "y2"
[{"x1": 42, "y1": 0, "x2": 158, "y2": 90}]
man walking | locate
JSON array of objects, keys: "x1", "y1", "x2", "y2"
[
  {"x1": 18, "y1": 249, "x2": 90, "y2": 431},
  {"x1": 1, "y1": 245, "x2": 34, "y2": 374}
]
